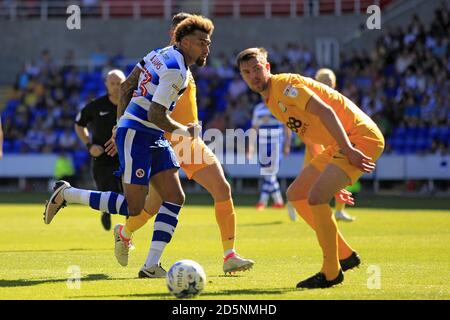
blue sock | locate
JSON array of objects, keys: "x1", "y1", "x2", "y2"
[{"x1": 145, "y1": 201, "x2": 182, "y2": 266}]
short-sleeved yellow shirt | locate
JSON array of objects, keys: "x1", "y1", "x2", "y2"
[
  {"x1": 266, "y1": 73, "x2": 381, "y2": 148},
  {"x1": 165, "y1": 71, "x2": 198, "y2": 144},
  {"x1": 169, "y1": 71, "x2": 198, "y2": 125}
]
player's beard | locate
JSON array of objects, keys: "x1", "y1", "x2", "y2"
[
  {"x1": 250, "y1": 79, "x2": 268, "y2": 93},
  {"x1": 195, "y1": 56, "x2": 207, "y2": 66}
]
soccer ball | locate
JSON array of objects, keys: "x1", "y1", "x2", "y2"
[{"x1": 166, "y1": 259, "x2": 206, "y2": 298}]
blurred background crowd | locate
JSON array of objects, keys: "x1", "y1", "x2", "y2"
[{"x1": 1, "y1": 4, "x2": 449, "y2": 177}]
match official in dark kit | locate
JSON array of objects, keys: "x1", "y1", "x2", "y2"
[{"x1": 75, "y1": 69, "x2": 125, "y2": 230}]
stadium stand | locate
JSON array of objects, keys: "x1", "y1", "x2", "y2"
[
  {"x1": 0, "y1": 0, "x2": 395, "y2": 19},
  {"x1": 212, "y1": 0, "x2": 394, "y2": 17},
  {"x1": 0, "y1": 0, "x2": 448, "y2": 192}
]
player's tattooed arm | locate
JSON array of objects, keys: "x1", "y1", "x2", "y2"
[
  {"x1": 148, "y1": 103, "x2": 199, "y2": 137},
  {"x1": 118, "y1": 66, "x2": 141, "y2": 120}
]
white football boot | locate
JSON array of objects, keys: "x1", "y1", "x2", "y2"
[
  {"x1": 43, "y1": 180, "x2": 71, "y2": 224},
  {"x1": 138, "y1": 263, "x2": 167, "y2": 278},
  {"x1": 223, "y1": 253, "x2": 255, "y2": 274},
  {"x1": 114, "y1": 224, "x2": 134, "y2": 267},
  {"x1": 335, "y1": 210, "x2": 356, "y2": 222}
]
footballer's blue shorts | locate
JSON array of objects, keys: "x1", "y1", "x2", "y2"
[{"x1": 115, "y1": 126, "x2": 179, "y2": 186}]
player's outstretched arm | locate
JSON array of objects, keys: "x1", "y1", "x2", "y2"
[
  {"x1": 118, "y1": 66, "x2": 141, "y2": 120},
  {"x1": 305, "y1": 95, "x2": 375, "y2": 173}
]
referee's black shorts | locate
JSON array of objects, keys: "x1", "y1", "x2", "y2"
[{"x1": 92, "y1": 162, "x2": 122, "y2": 194}]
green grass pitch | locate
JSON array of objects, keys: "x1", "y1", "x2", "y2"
[{"x1": 0, "y1": 194, "x2": 449, "y2": 300}]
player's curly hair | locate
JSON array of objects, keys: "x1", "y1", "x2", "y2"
[
  {"x1": 236, "y1": 47, "x2": 268, "y2": 69},
  {"x1": 174, "y1": 15, "x2": 214, "y2": 42},
  {"x1": 171, "y1": 12, "x2": 192, "y2": 27}
]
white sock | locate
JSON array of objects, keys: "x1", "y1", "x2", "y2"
[
  {"x1": 120, "y1": 227, "x2": 132, "y2": 239},
  {"x1": 145, "y1": 247, "x2": 163, "y2": 267},
  {"x1": 63, "y1": 187, "x2": 91, "y2": 205},
  {"x1": 272, "y1": 190, "x2": 284, "y2": 204},
  {"x1": 224, "y1": 249, "x2": 236, "y2": 257},
  {"x1": 259, "y1": 192, "x2": 269, "y2": 205}
]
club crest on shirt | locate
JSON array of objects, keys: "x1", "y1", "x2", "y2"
[
  {"x1": 277, "y1": 101, "x2": 287, "y2": 112},
  {"x1": 283, "y1": 85, "x2": 298, "y2": 98},
  {"x1": 135, "y1": 168, "x2": 145, "y2": 178}
]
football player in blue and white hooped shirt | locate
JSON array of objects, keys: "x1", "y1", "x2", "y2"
[
  {"x1": 43, "y1": 15, "x2": 214, "y2": 270},
  {"x1": 248, "y1": 101, "x2": 291, "y2": 210}
]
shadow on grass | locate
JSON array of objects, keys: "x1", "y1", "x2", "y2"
[
  {"x1": 239, "y1": 221, "x2": 283, "y2": 227},
  {"x1": 2, "y1": 193, "x2": 448, "y2": 210},
  {"x1": 71, "y1": 287, "x2": 296, "y2": 299},
  {"x1": 0, "y1": 273, "x2": 125, "y2": 287},
  {"x1": 0, "y1": 248, "x2": 102, "y2": 253}
]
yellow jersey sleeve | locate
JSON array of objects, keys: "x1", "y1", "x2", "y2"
[
  {"x1": 273, "y1": 74, "x2": 315, "y2": 111},
  {"x1": 170, "y1": 72, "x2": 198, "y2": 125},
  {"x1": 268, "y1": 73, "x2": 381, "y2": 146},
  {"x1": 267, "y1": 73, "x2": 337, "y2": 147}
]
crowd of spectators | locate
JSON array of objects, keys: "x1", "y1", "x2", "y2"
[
  {"x1": 1, "y1": 4, "x2": 449, "y2": 176},
  {"x1": 339, "y1": 5, "x2": 450, "y2": 155}
]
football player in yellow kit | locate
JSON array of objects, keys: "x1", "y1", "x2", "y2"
[
  {"x1": 237, "y1": 47, "x2": 384, "y2": 289},
  {"x1": 287, "y1": 68, "x2": 357, "y2": 222}
]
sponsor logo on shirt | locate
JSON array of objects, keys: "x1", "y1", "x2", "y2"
[
  {"x1": 286, "y1": 116, "x2": 302, "y2": 133},
  {"x1": 286, "y1": 116, "x2": 309, "y2": 135},
  {"x1": 150, "y1": 55, "x2": 163, "y2": 70},
  {"x1": 283, "y1": 85, "x2": 298, "y2": 98},
  {"x1": 172, "y1": 83, "x2": 181, "y2": 92},
  {"x1": 277, "y1": 101, "x2": 287, "y2": 112}
]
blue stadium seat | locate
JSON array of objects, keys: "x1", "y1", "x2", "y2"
[
  {"x1": 416, "y1": 137, "x2": 432, "y2": 152},
  {"x1": 416, "y1": 126, "x2": 429, "y2": 138},
  {"x1": 391, "y1": 135, "x2": 406, "y2": 154},
  {"x1": 3, "y1": 140, "x2": 12, "y2": 153},
  {"x1": 393, "y1": 125, "x2": 407, "y2": 137},
  {"x1": 405, "y1": 126, "x2": 419, "y2": 139},
  {"x1": 438, "y1": 127, "x2": 450, "y2": 143},
  {"x1": 405, "y1": 137, "x2": 417, "y2": 153},
  {"x1": 429, "y1": 126, "x2": 440, "y2": 140},
  {"x1": 13, "y1": 140, "x2": 24, "y2": 153}
]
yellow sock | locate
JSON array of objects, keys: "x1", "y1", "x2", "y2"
[
  {"x1": 291, "y1": 199, "x2": 354, "y2": 260},
  {"x1": 335, "y1": 201, "x2": 345, "y2": 212},
  {"x1": 123, "y1": 210, "x2": 152, "y2": 237},
  {"x1": 144, "y1": 208, "x2": 157, "y2": 220},
  {"x1": 215, "y1": 198, "x2": 236, "y2": 253},
  {"x1": 310, "y1": 203, "x2": 340, "y2": 280},
  {"x1": 291, "y1": 199, "x2": 316, "y2": 227},
  {"x1": 336, "y1": 226, "x2": 354, "y2": 260}
]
